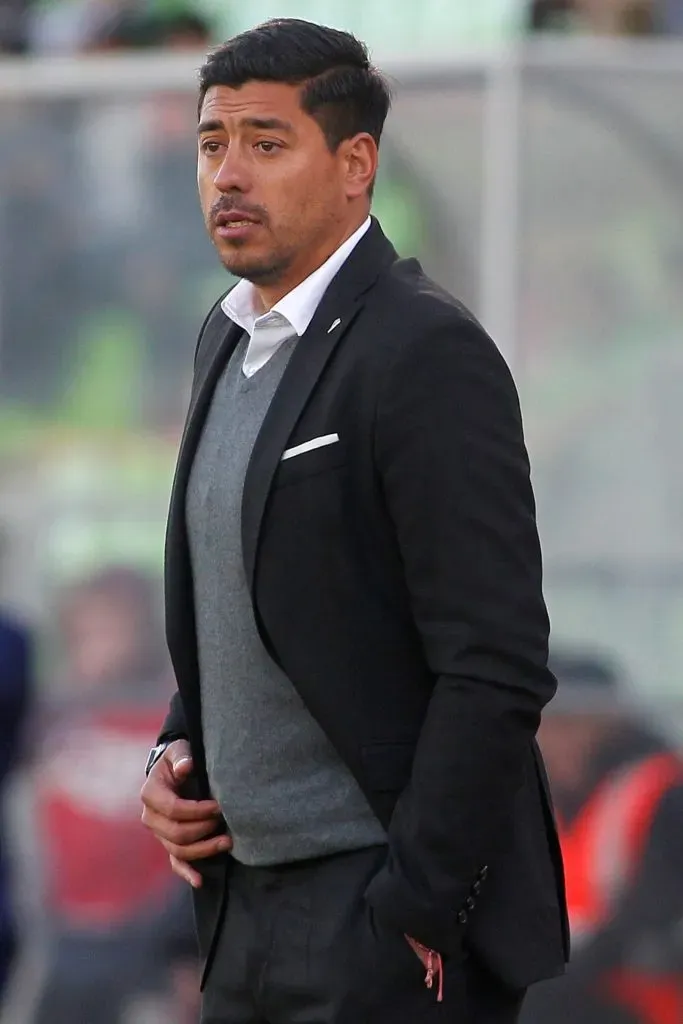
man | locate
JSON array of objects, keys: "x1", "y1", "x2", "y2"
[
  {"x1": 141, "y1": 18, "x2": 568, "y2": 1024},
  {"x1": 523, "y1": 649, "x2": 683, "y2": 1024},
  {"x1": 0, "y1": 607, "x2": 32, "y2": 1006}
]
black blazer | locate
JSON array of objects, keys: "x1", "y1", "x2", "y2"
[{"x1": 160, "y1": 219, "x2": 569, "y2": 990}]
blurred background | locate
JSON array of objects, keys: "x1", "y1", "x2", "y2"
[{"x1": 1, "y1": 1, "x2": 683, "y2": 1022}]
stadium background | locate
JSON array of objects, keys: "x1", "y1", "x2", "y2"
[{"x1": 1, "y1": 1, "x2": 683, "y2": 1022}]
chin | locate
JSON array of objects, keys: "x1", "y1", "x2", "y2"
[{"x1": 220, "y1": 251, "x2": 287, "y2": 285}]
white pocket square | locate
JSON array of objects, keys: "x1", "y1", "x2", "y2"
[{"x1": 281, "y1": 433, "x2": 340, "y2": 461}]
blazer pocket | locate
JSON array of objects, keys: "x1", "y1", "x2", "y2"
[
  {"x1": 274, "y1": 439, "x2": 348, "y2": 489},
  {"x1": 361, "y1": 741, "x2": 416, "y2": 794}
]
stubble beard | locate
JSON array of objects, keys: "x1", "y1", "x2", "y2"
[{"x1": 216, "y1": 239, "x2": 295, "y2": 285}]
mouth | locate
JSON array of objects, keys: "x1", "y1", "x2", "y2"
[
  {"x1": 215, "y1": 210, "x2": 261, "y2": 226},
  {"x1": 213, "y1": 212, "x2": 261, "y2": 241}
]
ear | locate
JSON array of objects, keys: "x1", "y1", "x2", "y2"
[{"x1": 341, "y1": 133, "x2": 378, "y2": 199}]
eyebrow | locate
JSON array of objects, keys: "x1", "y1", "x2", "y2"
[{"x1": 197, "y1": 116, "x2": 294, "y2": 136}]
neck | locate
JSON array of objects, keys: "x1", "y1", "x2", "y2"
[{"x1": 255, "y1": 213, "x2": 369, "y2": 310}]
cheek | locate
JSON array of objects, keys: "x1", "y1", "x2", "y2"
[
  {"x1": 273, "y1": 152, "x2": 337, "y2": 204},
  {"x1": 284, "y1": 172, "x2": 339, "y2": 225},
  {"x1": 197, "y1": 172, "x2": 215, "y2": 212}
]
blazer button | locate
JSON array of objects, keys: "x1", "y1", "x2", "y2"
[
  {"x1": 472, "y1": 881, "x2": 482, "y2": 896},
  {"x1": 458, "y1": 910, "x2": 468, "y2": 925},
  {"x1": 478, "y1": 865, "x2": 489, "y2": 881},
  {"x1": 466, "y1": 897, "x2": 475, "y2": 911}
]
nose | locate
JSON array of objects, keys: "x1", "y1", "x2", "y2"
[{"x1": 213, "y1": 147, "x2": 251, "y2": 195}]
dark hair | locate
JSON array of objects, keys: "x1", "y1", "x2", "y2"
[{"x1": 198, "y1": 18, "x2": 392, "y2": 152}]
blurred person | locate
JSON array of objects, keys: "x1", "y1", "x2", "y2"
[
  {"x1": 32, "y1": 566, "x2": 195, "y2": 1024},
  {"x1": 27, "y1": 0, "x2": 127, "y2": 54},
  {"x1": 528, "y1": 0, "x2": 579, "y2": 30},
  {"x1": 84, "y1": 4, "x2": 211, "y2": 51},
  {"x1": 653, "y1": 0, "x2": 683, "y2": 30},
  {"x1": 522, "y1": 649, "x2": 683, "y2": 1024},
  {"x1": 74, "y1": 4, "x2": 214, "y2": 422},
  {"x1": 157, "y1": 9, "x2": 212, "y2": 49},
  {"x1": 141, "y1": 18, "x2": 568, "y2": 1024},
  {"x1": 0, "y1": 0, "x2": 32, "y2": 52},
  {"x1": 30, "y1": 0, "x2": 211, "y2": 55},
  {"x1": 0, "y1": 606, "x2": 33, "y2": 1004},
  {"x1": 617, "y1": 0, "x2": 656, "y2": 31},
  {"x1": 529, "y1": 0, "x2": 654, "y2": 31},
  {"x1": 575, "y1": 0, "x2": 653, "y2": 33},
  {"x1": 0, "y1": 97, "x2": 88, "y2": 409}
]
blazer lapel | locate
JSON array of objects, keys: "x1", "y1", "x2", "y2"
[
  {"x1": 167, "y1": 317, "x2": 243, "y2": 544},
  {"x1": 165, "y1": 315, "x2": 243, "y2": 685},
  {"x1": 241, "y1": 219, "x2": 398, "y2": 597}
]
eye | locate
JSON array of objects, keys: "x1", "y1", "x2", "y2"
[
  {"x1": 200, "y1": 139, "x2": 222, "y2": 154},
  {"x1": 255, "y1": 140, "x2": 281, "y2": 154}
]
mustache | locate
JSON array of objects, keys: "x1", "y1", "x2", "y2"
[{"x1": 209, "y1": 197, "x2": 268, "y2": 227}]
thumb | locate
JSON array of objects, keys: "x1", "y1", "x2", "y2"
[{"x1": 171, "y1": 754, "x2": 193, "y2": 780}]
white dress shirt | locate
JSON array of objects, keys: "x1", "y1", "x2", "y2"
[{"x1": 221, "y1": 217, "x2": 371, "y2": 378}]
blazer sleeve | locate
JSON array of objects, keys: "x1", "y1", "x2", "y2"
[
  {"x1": 157, "y1": 690, "x2": 190, "y2": 746},
  {"x1": 364, "y1": 311, "x2": 557, "y2": 954}
]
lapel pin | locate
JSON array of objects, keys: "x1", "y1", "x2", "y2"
[{"x1": 327, "y1": 318, "x2": 342, "y2": 334}]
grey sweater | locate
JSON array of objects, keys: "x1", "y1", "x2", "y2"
[{"x1": 185, "y1": 334, "x2": 385, "y2": 866}]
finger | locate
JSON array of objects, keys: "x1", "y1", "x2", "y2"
[
  {"x1": 170, "y1": 754, "x2": 194, "y2": 778},
  {"x1": 162, "y1": 739, "x2": 192, "y2": 775},
  {"x1": 141, "y1": 784, "x2": 221, "y2": 822},
  {"x1": 170, "y1": 854, "x2": 203, "y2": 889},
  {"x1": 162, "y1": 834, "x2": 232, "y2": 863},
  {"x1": 141, "y1": 809, "x2": 223, "y2": 846}
]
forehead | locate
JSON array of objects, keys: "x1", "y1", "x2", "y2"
[{"x1": 199, "y1": 81, "x2": 308, "y2": 126}]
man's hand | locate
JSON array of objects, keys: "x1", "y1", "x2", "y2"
[
  {"x1": 141, "y1": 739, "x2": 231, "y2": 888},
  {"x1": 405, "y1": 935, "x2": 431, "y2": 970},
  {"x1": 405, "y1": 935, "x2": 444, "y2": 1001}
]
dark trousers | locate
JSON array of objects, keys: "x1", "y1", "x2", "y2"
[{"x1": 202, "y1": 845, "x2": 526, "y2": 1024}]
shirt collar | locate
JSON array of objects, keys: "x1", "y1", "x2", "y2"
[{"x1": 221, "y1": 216, "x2": 371, "y2": 338}]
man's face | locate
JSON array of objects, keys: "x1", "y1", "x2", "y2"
[
  {"x1": 197, "y1": 80, "x2": 370, "y2": 290},
  {"x1": 63, "y1": 595, "x2": 142, "y2": 689},
  {"x1": 538, "y1": 713, "x2": 616, "y2": 794}
]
